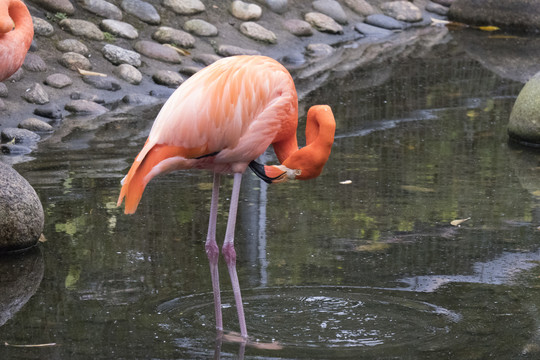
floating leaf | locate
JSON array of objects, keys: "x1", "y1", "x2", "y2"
[
  {"x1": 451, "y1": 217, "x2": 471, "y2": 226},
  {"x1": 340, "y1": 180, "x2": 352, "y2": 185},
  {"x1": 477, "y1": 25, "x2": 500, "y2": 32},
  {"x1": 65, "y1": 265, "x2": 81, "y2": 289},
  {"x1": 77, "y1": 68, "x2": 107, "y2": 77},
  {"x1": 38, "y1": 234, "x2": 47, "y2": 243},
  {"x1": 164, "y1": 44, "x2": 191, "y2": 56},
  {"x1": 4, "y1": 342, "x2": 57, "y2": 347},
  {"x1": 401, "y1": 185, "x2": 435, "y2": 193}
]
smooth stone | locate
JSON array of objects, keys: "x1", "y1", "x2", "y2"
[
  {"x1": 0, "y1": 162, "x2": 44, "y2": 252},
  {"x1": 59, "y1": 52, "x2": 92, "y2": 71},
  {"x1": 65, "y1": 100, "x2": 108, "y2": 115},
  {"x1": 163, "y1": 0, "x2": 205, "y2": 15},
  {"x1": 152, "y1": 27, "x2": 196, "y2": 48},
  {"x1": 355, "y1": 22, "x2": 394, "y2": 36},
  {"x1": 30, "y1": 0, "x2": 74, "y2": 14},
  {"x1": 6, "y1": 68, "x2": 24, "y2": 82},
  {"x1": 114, "y1": 64, "x2": 142, "y2": 85},
  {"x1": 59, "y1": 19, "x2": 104, "y2": 41},
  {"x1": 152, "y1": 70, "x2": 184, "y2": 88},
  {"x1": 0, "y1": 143, "x2": 32, "y2": 155},
  {"x1": 280, "y1": 52, "x2": 306, "y2": 66},
  {"x1": 44, "y1": 73, "x2": 73, "y2": 88},
  {"x1": 23, "y1": 54, "x2": 47, "y2": 72},
  {"x1": 433, "y1": 0, "x2": 454, "y2": 5},
  {"x1": 122, "y1": 94, "x2": 160, "y2": 106},
  {"x1": 365, "y1": 14, "x2": 406, "y2": 30},
  {"x1": 101, "y1": 19, "x2": 139, "y2": 39},
  {"x1": 32, "y1": 17, "x2": 54, "y2": 36},
  {"x1": 70, "y1": 92, "x2": 105, "y2": 103},
  {"x1": 305, "y1": 12, "x2": 343, "y2": 34},
  {"x1": 1, "y1": 127, "x2": 40, "y2": 144},
  {"x1": 230, "y1": 1, "x2": 262, "y2": 21},
  {"x1": 239, "y1": 22, "x2": 277, "y2": 43},
  {"x1": 508, "y1": 71, "x2": 540, "y2": 145},
  {"x1": 133, "y1": 40, "x2": 182, "y2": 64},
  {"x1": 56, "y1": 39, "x2": 89, "y2": 55},
  {"x1": 18, "y1": 118, "x2": 53, "y2": 132},
  {"x1": 80, "y1": 0, "x2": 123, "y2": 20},
  {"x1": 121, "y1": 0, "x2": 160, "y2": 25},
  {"x1": 0, "y1": 83, "x2": 7, "y2": 97},
  {"x1": 312, "y1": 0, "x2": 348, "y2": 25},
  {"x1": 426, "y1": 1, "x2": 449, "y2": 16},
  {"x1": 305, "y1": 43, "x2": 335, "y2": 58},
  {"x1": 343, "y1": 0, "x2": 375, "y2": 16},
  {"x1": 183, "y1": 19, "x2": 218, "y2": 37},
  {"x1": 22, "y1": 83, "x2": 49, "y2": 105},
  {"x1": 216, "y1": 44, "x2": 261, "y2": 57},
  {"x1": 381, "y1": 1, "x2": 423, "y2": 22},
  {"x1": 101, "y1": 44, "x2": 141, "y2": 67},
  {"x1": 266, "y1": 0, "x2": 288, "y2": 13},
  {"x1": 283, "y1": 19, "x2": 313, "y2": 36},
  {"x1": 33, "y1": 103, "x2": 63, "y2": 119},
  {"x1": 193, "y1": 53, "x2": 222, "y2": 65},
  {"x1": 179, "y1": 65, "x2": 202, "y2": 76},
  {"x1": 82, "y1": 76, "x2": 121, "y2": 91}
]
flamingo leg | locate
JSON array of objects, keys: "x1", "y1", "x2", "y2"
[
  {"x1": 222, "y1": 172, "x2": 248, "y2": 339},
  {"x1": 205, "y1": 172, "x2": 223, "y2": 333}
]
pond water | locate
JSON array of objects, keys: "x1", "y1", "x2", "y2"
[{"x1": 1, "y1": 30, "x2": 540, "y2": 359}]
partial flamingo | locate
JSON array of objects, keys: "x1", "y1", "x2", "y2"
[
  {"x1": 0, "y1": 0, "x2": 33, "y2": 81},
  {"x1": 117, "y1": 55, "x2": 336, "y2": 339}
]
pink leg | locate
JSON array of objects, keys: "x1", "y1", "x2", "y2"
[
  {"x1": 205, "y1": 172, "x2": 223, "y2": 333},
  {"x1": 222, "y1": 172, "x2": 248, "y2": 339}
]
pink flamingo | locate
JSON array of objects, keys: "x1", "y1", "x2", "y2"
[
  {"x1": 0, "y1": 0, "x2": 33, "y2": 81},
  {"x1": 117, "y1": 55, "x2": 336, "y2": 339}
]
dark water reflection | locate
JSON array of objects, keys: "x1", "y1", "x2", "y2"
[{"x1": 2, "y1": 35, "x2": 540, "y2": 359}]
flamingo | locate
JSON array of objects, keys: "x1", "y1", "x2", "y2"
[
  {"x1": 117, "y1": 55, "x2": 336, "y2": 339},
  {"x1": 0, "y1": 0, "x2": 33, "y2": 81}
]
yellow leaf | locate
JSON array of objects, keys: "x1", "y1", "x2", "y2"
[
  {"x1": 65, "y1": 265, "x2": 81, "y2": 289},
  {"x1": 451, "y1": 217, "x2": 471, "y2": 226},
  {"x1": 477, "y1": 25, "x2": 500, "y2": 32}
]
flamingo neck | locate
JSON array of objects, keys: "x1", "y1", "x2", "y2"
[{"x1": 0, "y1": 0, "x2": 33, "y2": 38}]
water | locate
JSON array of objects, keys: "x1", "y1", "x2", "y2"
[{"x1": 1, "y1": 31, "x2": 540, "y2": 359}]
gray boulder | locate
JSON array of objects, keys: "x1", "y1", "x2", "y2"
[
  {"x1": 508, "y1": 71, "x2": 540, "y2": 146},
  {"x1": 0, "y1": 162, "x2": 44, "y2": 253}
]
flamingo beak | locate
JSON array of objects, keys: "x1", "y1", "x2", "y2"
[{"x1": 248, "y1": 161, "x2": 301, "y2": 184}]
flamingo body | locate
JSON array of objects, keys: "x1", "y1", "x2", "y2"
[{"x1": 0, "y1": 0, "x2": 33, "y2": 81}]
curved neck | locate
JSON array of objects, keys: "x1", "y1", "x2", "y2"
[{"x1": 0, "y1": 0, "x2": 33, "y2": 36}]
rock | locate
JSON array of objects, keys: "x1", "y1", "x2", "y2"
[
  {"x1": 152, "y1": 27, "x2": 196, "y2": 48},
  {"x1": 355, "y1": 22, "x2": 394, "y2": 36},
  {"x1": 65, "y1": 100, "x2": 109, "y2": 115},
  {"x1": 114, "y1": 64, "x2": 142, "y2": 85},
  {"x1": 304, "y1": 12, "x2": 343, "y2": 34},
  {"x1": 101, "y1": 19, "x2": 139, "y2": 39},
  {"x1": 70, "y1": 92, "x2": 105, "y2": 103},
  {"x1": 18, "y1": 118, "x2": 53, "y2": 132},
  {"x1": 32, "y1": 17, "x2": 54, "y2": 37},
  {"x1": 216, "y1": 44, "x2": 261, "y2": 57},
  {"x1": 433, "y1": 0, "x2": 454, "y2": 5},
  {"x1": 23, "y1": 54, "x2": 47, "y2": 72},
  {"x1": 59, "y1": 52, "x2": 92, "y2": 71},
  {"x1": 22, "y1": 83, "x2": 49, "y2": 105},
  {"x1": 80, "y1": 0, "x2": 123, "y2": 20},
  {"x1": 239, "y1": 22, "x2": 277, "y2": 43},
  {"x1": 59, "y1": 19, "x2": 104, "y2": 41},
  {"x1": 179, "y1": 65, "x2": 202, "y2": 76},
  {"x1": 508, "y1": 71, "x2": 540, "y2": 146},
  {"x1": 82, "y1": 76, "x2": 122, "y2": 91},
  {"x1": 6, "y1": 68, "x2": 24, "y2": 82},
  {"x1": 365, "y1": 14, "x2": 406, "y2": 30},
  {"x1": 121, "y1": 0, "x2": 160, "y2": 25},
  {"x1": 133, "y1": 40, "x2": 182, "y2": 63},
  {"x1": 312, "y1": 0, "x2": 348, "y2": 25},
  {"x1": 343, "y1": 0, "x2": 375, "y2": 16},
  {"x1": 283, "y1": 19, "x2": 313, "y2": 36},
  {"x1": 183, "y1": 19, "x2": 218, "y2": 37},
  {"x1": 1, "y1": 128, "x2": 40, "y2": 144},
  {"x1": 0, "y1": 162, "x2": 44, "y2": 253},
  {"x1": 152, "y1": 70, "x2": 184, "y2": 88},
  {"x1": 56, "y1": 39, "x2": 89, "y2": 55},
  {"x1": 34, "y1": 103, "x2": 63, "y2": 119},
  {"x1": 305, "y1": 43, "x2": 335, "y2": 58},
  {"x1": 381, "y1": 1, "x2": 423, "y2": 22},
  {"x1": 30, "y1": 0, "x2": 74, "y2": 14},
  {"x1": 122, "y1": 94, "x2": 160, "y2": 106},
  {"x1": 280, "y1": 52, "x2": 306, "y2": 66},
  {"x1": 163, "y1": 0, "x2": 205, "y2": 15},
  {"x1": 0, "y1": 83, "x2": 7, "y2": 97},
  {"x1": 230, "y1": 1, "x2": 262, "y2": 21},
  {"x1": 426, "y1": 2, "x2": 449, "y2": 16},
  {"x1": 44, "y1": 73, "x2": 73, "y2": 89},
  {"x1": 266, "y1": 0, "x2": 288, "y2": 14},
  {"x1": 101, "y1": 44, "x2": 141, "y2": 67},
  {"x1": 0, "y1": 143, "x2": 32, "y2": 155},
  {"x1": 193, "y1": 53, "x2": 222, "y2": 65}
]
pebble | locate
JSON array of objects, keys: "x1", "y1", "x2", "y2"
[
  {"x1": 0, "y1": 83, "x2": 7, "y2": 97},
  {"x1": 216, "y1": 44, "x2": 261, "y2": 57},
  {"x1": 312, "y1": 0, "x2": 348, "y2": 25},
  {"x1": 44, "y1": 73, "x2": 73, "y2": 88},
  {"x1": 193, "y1": 53, "x2": 222, "y2": 66},
  {"x1": 80, "y1": 0, "x2": 123, "y2": 20},
  {"x1": 101, "y1": 44, "x2": 141, "y2": 67},
  {"x1": 283, "y1": 19, "x2": 313, "y2": 36},
  {"x1": 365, "y1": 14, "x2": 406, "y2": 30},
  {"x1": 134, "y1": 41, "x2": 182, "y2": 64},
  {"x1": 114, "y1": 64, "x2": 143, "y2": 85},
  {"x1": 18, "y1": 118, "x2": 53, "y2": 132},
  {"x1": 70, "y1": 92, "x2": 105, "y2": 103},
  {"x1": 59, "y1": 52, "x2": 92, "y2": 71},
  {"x1": 32, "y1": 0, "x2": 74, "y2": 14},
  {"x1": 65, "y1": 100, "x2": 109, "y2": 115},
  {"x1": 343, "y1": 0, "x2": 375, "y2": 16},
  {"x1": 6, "y1": 68, "x2": 24, "y2": 82},
  {"x1": 22, "y1": 54, "x2": 47, "y2": 73},
  {"x1": 183, "y1": 19, "x2": 218, "y2": 37},
  {"x1": 152, "y1": 27, "x2": 196, "y2": 48},
  {"x1": 34, "y1": 103, "x2": 63, "y2": 119},
  {"x1": 101, "y1": 19, "x2": 139, "y2": 39},
  {"x1": 22, "y1": 83, "x2": 49, "y2": 105},
  {"x1": 305, "y1": 12, "x2": 343, "y2": 34},
  {"x1": 1, "y1": 127, "x2": 41, "y2": 144},
  {"x1": 82, "y1": 76, "x2": 122, "y2": 91},
  {"x1": 381, "y1": 1, "x2": 423, "y2": 22},
  {"x1": 59, "y1": 19, "x2": 105, "y2": 41},
  {"x1": 122, "y1": 94, "x2": 160, "y2": 106},
  {"x1": 355, "y1": 22, "x2": 394, "y2": 36},
  {"x1": 240, "y1": 22, "x2": 277, "y2": 44},
  {"x1": 426, "y1": 2, "x2": 449, "y2": 16},
  {"x1": 1, "y1": 143, "x2": 32, "y2": 155},
  {"x1": 179, "y1": 65, "x2": 202, "y2": 76},
  {"x1": 433, "y1": 0, "x2": 453, "y2": 6},
  {"x1": 230, "y1": 1, "x2": 262, "y2": 21},
  {"x1": 152, "y1": 70, "x2": 184, "y2": 88},
  {"x1": 32, "y1": 17, "x2": 54, "y2": 37},
  {"x1": 56, "y1": 39, "x2": 89, "y2": 55},
  {"x1": 266, "y1": 0, "x2": 288, "y2": 14},
  {"x1": 163, "y1": 0, "x2": 205, "y2": 15},
  {"x1": 121, "y1": 0, "x2": 161, "y2": 25},
  {"x1": 306, "y1": 43, "x2": 335, "y2": 58}
]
